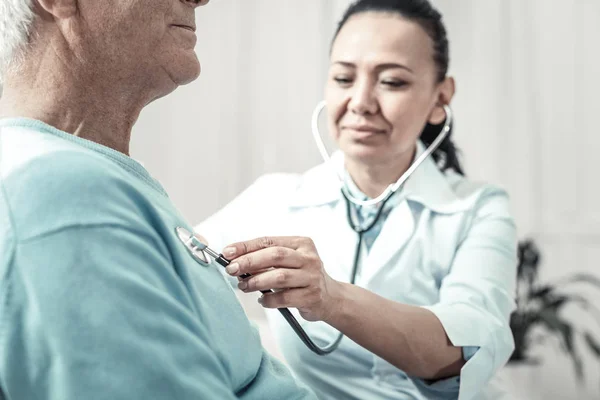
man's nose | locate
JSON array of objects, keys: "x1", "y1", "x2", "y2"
[{"x1": 186, "y1": 0, "x2": 210, "y2": 8}]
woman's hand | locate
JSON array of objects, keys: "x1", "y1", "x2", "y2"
[{"x1": 222, "y1": 236, "x2": 344, "y2": 322}]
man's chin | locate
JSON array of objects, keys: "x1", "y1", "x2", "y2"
[
  {"x1": 146, "y1": 61, "x2": 200, "y2": 104},
  {"x1": 172, "y1": 57, "x2": 201, "y2": 86}
]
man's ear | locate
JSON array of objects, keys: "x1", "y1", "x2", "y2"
[
  {"x1": 428, "y1": 76, "x2": 456, "y2": 125},
  {"x1": 36, "y1": 0, "x2": 78, "y2": 19}
]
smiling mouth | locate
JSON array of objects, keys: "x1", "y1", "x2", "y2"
[{"x1": 342, "y1": 127, "x2": 386, "y2": 135}]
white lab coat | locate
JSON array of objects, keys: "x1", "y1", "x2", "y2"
[{"x1": 196, "y1": 142, "x2": 518, "y2": 400}]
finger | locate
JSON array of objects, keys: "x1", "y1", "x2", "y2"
[
  {"x1": 257, "y1": 289, "x2": 306, "y2": 309},
  {"x1": 238, "y1": 268, "x2": 312, "y2": 293},
  {"x1": 225, "y1": 246, "x2": 304, "y2": 276},
  {"x1": 222, "y1": 236, "x2": 307, "y2": 259},
  {"x1": 237, "y1": 267, "x2": 274, "y2": 281}
]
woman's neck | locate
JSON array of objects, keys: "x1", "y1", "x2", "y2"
[{"x1": 344, "y1": 147, "x2": 416, "y2": 199}]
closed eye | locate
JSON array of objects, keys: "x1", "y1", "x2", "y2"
[
  {"x1": 333, "y1": 77, "x2": 353, "y2": 85},
  {"x1": 381, "y1": 80, "x2": 408, "y2": 88}
]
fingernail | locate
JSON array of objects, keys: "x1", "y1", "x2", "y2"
[
  {"x1": 226, "y1": 263, "x2": 239, "y2": 275},
  {"x1": 257, "y1": 296, "x2": 264, "y2": 304},
  {"x1": 238, "y1": 281, "x2": 248, "y2": 291},
  {"x1": 223, "y1": 247, "x2": 236, "y2": 257}
]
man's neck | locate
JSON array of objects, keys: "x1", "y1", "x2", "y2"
[{"x1": 0, "y1": 65, "x2": 148, "y2": 155}]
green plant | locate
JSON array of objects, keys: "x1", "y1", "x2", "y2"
[{"x1": 509, "y1": 239, "x2": 600, "y2": 379}]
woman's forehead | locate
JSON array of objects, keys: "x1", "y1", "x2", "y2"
[{"x1": 331, "y1": 13, "x2": 435, "y2": 68}]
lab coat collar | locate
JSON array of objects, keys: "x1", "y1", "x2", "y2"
[{"x1": 290, "y1": 141, "x2": 472, "y2": 214}]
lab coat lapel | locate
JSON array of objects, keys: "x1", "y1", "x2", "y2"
[
  {"x1": 357, "y1": 142, "x2": 464, "y2": 286},
  {"x1": 288, "y1": 159, "x2": 359, "y2": 283},
  {"x1": 325, "y1": 199, "x2": 361, "y2": 283},
  {"x1": 289, "y1": 144, "x2": 468, "y2": 287},
  {"x1": 360, "y1": 200, "x2": 415, "y2": 285}
]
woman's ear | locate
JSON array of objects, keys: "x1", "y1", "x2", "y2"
[
  {"x1": 428, "y1": 76, "x2": 456, "y2": 125},
  {"x1": 36, "y1": 0, "x2": 78, "y2": 19}
]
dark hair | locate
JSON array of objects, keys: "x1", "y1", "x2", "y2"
[{"x1": 333, "y1": 0, "x2": 464, "y2": 175}]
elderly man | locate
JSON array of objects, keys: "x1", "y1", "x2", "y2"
[{"x1": 0, "y1": 1, "x2": 315, "y2": 399}]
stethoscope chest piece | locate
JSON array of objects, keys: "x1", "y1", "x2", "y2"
[{"x1": 176, "y1": 227, "x2": 211, "y2": 265}]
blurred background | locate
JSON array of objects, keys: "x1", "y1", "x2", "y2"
[{"x1": 125, "y1": 0, "x2": 599, "y2": 399}]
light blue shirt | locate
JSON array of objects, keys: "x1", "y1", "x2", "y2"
[
  {"x1": 343, "y1": 170, "x2": 400, "y2": 252},
  {"x1": 198, "y1": 143, "x2": 518, "y2": 400},
  {"x1": 0, "y1": 119, "x2": 316, "y2": 400}
]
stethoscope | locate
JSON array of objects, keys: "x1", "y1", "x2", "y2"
[{"x1": 178, "y1": 101, "x2": 452, "y2": 356}]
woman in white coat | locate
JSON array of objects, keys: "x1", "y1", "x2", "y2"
[{"x1": 197, "y1": 0, "x2": 517, "y2": 399}]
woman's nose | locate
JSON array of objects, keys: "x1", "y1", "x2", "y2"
[{"x1": 347, "y1": 82, "x2": 379, "y2": 116}]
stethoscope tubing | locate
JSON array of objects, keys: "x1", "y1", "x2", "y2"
[{"x1": 179, "y1": 102, "x2": 453, "y2": 355}]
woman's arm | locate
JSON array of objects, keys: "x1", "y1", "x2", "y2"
[
  {"x1": 325, "y1": 282, "x2": 465, "y2": 379},
  {"x1": 225, "y1": 237, "x2": 463, "y2": 380},
  {"x1": 224, "y1": 190, "x2": 517, "y2": 387}
]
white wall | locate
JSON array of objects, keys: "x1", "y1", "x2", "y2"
[
  {"x1": 131, "y1": 0, "x2": 333, "y2": 224},
  {"x1": 128, "y1": 1, "x2": 600, "y2": 399}
]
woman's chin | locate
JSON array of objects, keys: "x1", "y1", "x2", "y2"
[{"x1": 342, "y1": 142, "x2": 387, "y2": 163}]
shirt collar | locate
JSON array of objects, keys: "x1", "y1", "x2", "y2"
[
  {"x1": 289, "y1": 141, "x2": 473, "y2": 214},
  {"x1": 0, "y1": 117, "x2": 168, "y2": 197}
]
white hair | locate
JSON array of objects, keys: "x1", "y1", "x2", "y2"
[{"x1": 0, "y1": 0, "x2": 36, "y2": 82}]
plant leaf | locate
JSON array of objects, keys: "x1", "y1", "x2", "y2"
[
  {"x1": 583, "y1": 332, "x2": 600, "y2": 357},
  {"x1": 510, "y1": 311, "x2": 539, "y2": 359},
  {"x1": 543, "y1": 295, "x2": 569, "y2": 311},
  {"x1": 557, "y1": 273, "x2": 600, "y2": 291},
  {"x1": 516, "y1": 239, "x2": 540, "y2": 287},
  {"x1": 536, "y1": 292, "x2": 600, "y2": 327},
  {"x1": 530, "y1": 285, "x2": 554, "y2": 299},
  {"x1": 534, "y1": 291, "x2": 600, "y2": 331},
  {"x1": 560, "y1": 294, "x2": 600, "y2": 328},
  {"x1": 538, "y1": 309, "x2": 584, "y2": 380}
]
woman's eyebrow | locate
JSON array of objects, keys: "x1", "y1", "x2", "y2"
[{"x1": 331, "y1": 61, "x2": 414, "y2": 73}]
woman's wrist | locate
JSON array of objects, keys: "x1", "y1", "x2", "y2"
[{"x1": 323, "y1": 280, "x2": 352, "y2": 325}]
